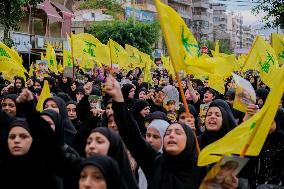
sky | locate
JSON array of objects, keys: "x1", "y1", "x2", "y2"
[{"x1": 213, "y1": 0, "x2": 278, "y2": 36}]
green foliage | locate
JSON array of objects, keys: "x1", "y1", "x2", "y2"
[
  {"x1": 252, "y1": 0, "x2": 284, "y2": 29},
  {"x1": 0, "y1": 0, "x2": 43, "y2": 47},
  {"x1": 88, "y1": 18, "x2": 160, "y2": 54},
  {"x1": 203, "y1": 39, "x2": 233, "y2": 56},
  {"x1": 79, "y1": 0, "x2": 124, "y2": 19}
]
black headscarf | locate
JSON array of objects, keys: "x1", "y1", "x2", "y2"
[
  {"x1": 256, "y1": 88, "x2": 269, "y2": 104},
  {"x1": 89, "y1": 127, "x2": 139, "y2": 189},
  {"x1": 43, "y1": 96, "x2": 76, "y2": 145},
  {"x1": 132, "y1": 100, "x2": 150, "y2": 137},
  {"x1": 79, "y1": 155, "x2": 121, "y2": 189},
  {"x1": 41, "y1": 109, "x2": 64, "y2": 146},
  {"x1": 145, "y1": 111, "x2": 168, "y2": 123},
  {"x1": 149, "y1": 123, "x2": 202, "y2": 189},
  {"x1": 199, "y1": 104, "x2": 231, "y2": 149},
  {"x1": 209, "y1": 99, "x2": 237, "y2": 130},
  {"x1": 13, "y1": 76, "x2": 25, "y2": 94},
  {"x1": 178, "y1": 104, "x2": 201, "y2": 135},
  {"x1": 121, "y1": 84, "x2": 135, "y2": 109},
  {"x1": 0, "y1": 118, "x2": 61, "y2": 189}
]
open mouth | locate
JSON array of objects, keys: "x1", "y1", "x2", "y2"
[{"x1": 167, "y1": 140, "x2": 177, "y2": 145}]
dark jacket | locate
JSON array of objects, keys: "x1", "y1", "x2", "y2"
[{"x1": 113, "y1": 101, "x2": 203, "y2": 189}]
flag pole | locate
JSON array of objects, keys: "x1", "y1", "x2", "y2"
[
  {"x1": 154, "y1": 0, "x2": 200, "y2": 154},
  {"x1": 71, "y1": 33, "x2": 75, "y2": 79},
  {"x1": 175, "y1": 72, "x2": 200, "y2": 154},
  {"x1": 108, "y1": 40, "x2": 113, "y2": 75}
]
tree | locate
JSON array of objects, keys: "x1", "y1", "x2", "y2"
[
  {"x1": 0, "y1": 0, "x2": 43, "y2": 46},
  {"x1": 87, "y1": 18, "x2": 160, "y2": 54},
  {"x1": 79, "y1": 0, "x2": 124, "y2": 19},
  {"x1": 203, "y1": 39, "x2": 233, "y2": 56},
  {"x1": 252, "y1": 0, "x2": 284, "y2": 29}
]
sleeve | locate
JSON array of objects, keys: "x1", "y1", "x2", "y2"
[
  {"x1": 76, "y1": 95, "x2": 91, "y2": 123},
  {"x1": 112, "y1": 101, "x2": 159, "y2": 171}
]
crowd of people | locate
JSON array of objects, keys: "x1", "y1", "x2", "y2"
[{"x1": 0, "y1": 65, "x2": 284, "y2": 189}]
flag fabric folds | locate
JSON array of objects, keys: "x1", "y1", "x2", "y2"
[
  {"x1": 243, "y1": 36, "x2": 280, "y2": 88},
  {"x1": 154, "y1": 0, "x2": 199, "y2": 72},
  {"x1": 36, "y1": 80, "x2": 52, "y2": 112},
  {"x1": 45, "y1": 43, "x2": 58, "y2": 74},
  {"x1": 198, "y1": 66, "x2": 284, "y2": 166},
  {"x1": 271, "y1": 33, "x2": 284, "y2": 65}
]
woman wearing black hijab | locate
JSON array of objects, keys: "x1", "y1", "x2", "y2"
[
  {"x1": 178, "y1": 104, "x2": 202, "y2": 135},
  {"x1": 43, "y1": 96, "x2": 77, "y2": 145},
  {"x1": 0, "y1": 118, "x2": 61, "y2": 189},
  {"x1": 198, "y1": 102, "x2": 232, "y2": 149},
  {"x1": 85, "y1": 127, "x2": 139, "y2": 189},
  {"x1": 255, "y1": 88, "x2": 269, "y2": 109},
  {"x1": 121, "y1": 83, "x2": 135, "y2": 110},
  {"x1": 78, "y1": 155, "x2": 122, "y2": 189},
  {"x1": 104, "y1": 76, "x2": 203, "y2": 189},
  {"x1": 132, "y1": 99, "x2": 151, "y2": 137}
]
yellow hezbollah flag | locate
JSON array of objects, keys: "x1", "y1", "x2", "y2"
[
  {"x1": 108, "y1": 39, "x2": 129, "y2": 68},
  {"x1": 36, "y1": 80, "x2": 52, "y2": 112},
  {"x1": 63, "y1": 48, "x2": 73, "y2": 68},
  {"x1": 93, "y1": 43, "x2": 111, "y2": 66},
  {"x1": 125, "y1": 44, "x2": 141, "y2": 68},
  {"x1": 184, "y1": 55, "x2": 215, "y2": 77},
  {"x1": 0, "y1": 42, "x2": 26, "y2": 81},
  {"x1": 198, "y1": 66, "x2": 284, "y2": 166},
  {"x1": 45, "y1": 43, "x2": 58, "y2": 74},
  {"x1": 243, "y1": 36, "x2": 280, "y2": 88},
  {"x1": 154, "y1": 0, "x2": 199, "y2": 71},
  {"x1": 271, "y1": 33, "x2": 284, "y2": 65}
]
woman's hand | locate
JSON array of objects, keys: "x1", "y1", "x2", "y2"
[
  {"x1": 104, "y1": 76, "x2": 124, "y2": 102},
  {"x1": 16, "y1": 88, "x2": 34, "y2": 103}
]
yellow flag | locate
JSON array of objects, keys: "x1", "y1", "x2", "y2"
[
  {"x1": 93, "y1": 43, "x2": 111, "y2": 66},
  {"x1": 184, "y1": 55, "x2": 215, "y2": 76},
  {"x1": 63, "y1": 48, "x2": 73, "y2": 68},
  {"x1": 58, "y1": 62, "x2": 64, "y2": 73},
  {"x1": 243, "y1": 36, "x2": 280, "y2": 88},
  {"x1": 36, "y1": 80, "x2": 52, "y2": 112},
  {"x1": 45, "y1": 43, "x2": 58, "y2": 74},
  {"x1": 271, "y1": 33, "x2": 284, "y2": 65},
  {"x1": 211, "y1": 40, "x2": 220, "y2": 57},
  {"x1": 154, "y1": 0, "x2": 200, "y2": 72},
  {"x1": 198, "y1": 66, "x2": 284, "y2": 166},
  {"x1": 162, "y1": 55, "x2": 175, "y2": 78},
  {"x1": 0, "y1": 42, "x2": 26, "y2": 81},
  {"x1": 108, "y1": 39, "x2": 129, "y2": 68},
  {"x1": 125, "y1": 44, "x2": 141, "y2": 68},
  {"x1": 28, "y1": 64, "x2": 34, "y2": 77},
  {"x1": 207, "y1": 74, "x2": 225, "y2": 94}
]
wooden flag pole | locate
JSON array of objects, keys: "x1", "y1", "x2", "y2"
[
  {"x1": 108, "y1": 40, "x2": 113, "y2": 75},
  {"x1": 71, "y1": 33, "x2": 75, "y2": 79},
  {"x1": 175, "y1": 72, "x2": 201, "y2": 154}
]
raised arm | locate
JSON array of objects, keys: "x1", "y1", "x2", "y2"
[{"x1": 105, "y1": 76, "x2": 159, "y2": 169}]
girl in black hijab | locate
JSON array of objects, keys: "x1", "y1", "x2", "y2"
[
  {"x1": 178, "y1": 104, "x2": 202, "y2": 135},
  {"x1": 78, "y1": 155, "x2": 122, "y2": 189},
  {"x1": 104, "y1": 76, "x2": 203, "y2": 189},
  {"x1": 43, "y1": 96, "x2": 77, "y2": 145},
  {"x1": 198, "y1": 102, "x2": 231, "y2": 149},
  {"x1": 85, "y1": 127, "x2": 139, "y2": 189},
  {"x1": 255, "y1": 88, "x2": 269, "y2": 109},
  {"x1": 121, "y1": 83, "x2": 135, "y2": 109},
  {"x1": 0, "y1": 118, "x2": 61, "y2": 189},
  {"x1": 132, "y1": 99, "x2": 151, "y2": 137}
]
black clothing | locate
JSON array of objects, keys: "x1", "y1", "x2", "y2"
[
  {"x1": 79, "y1": 155, "x2": 122, "y2": 189},
  {"x1": 178, "y1": 104, "x2": 202, "y2": 135},
  {"x1": 132, "y1": 100, "x2": 150, "y2": 137},
  {"x1": 198, "y1": 104, "x2": 231, "y2": 149},
  {"x1": 113, "y1": 101, "x2": 203, "y2": 189},
  {"x1": 43, "y1": 96, "x2": 77, "y2": 145},
  {"x1": 91, "y1": 127, "x2": 139, "y2": 189},
  {"x1": 121, "y1": 83, "x2": 135, "y2": 109}
]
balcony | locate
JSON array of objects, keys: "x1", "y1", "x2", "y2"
[
  {"x1": 169, "y1": 0, "x2": 192, "y2": 6},
  {"x1": 178, "y1": 9, "x2": 192, "y2": 19},
  {"x1": 192, "y1": 0, "x2": 210, "y2": 9}
]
